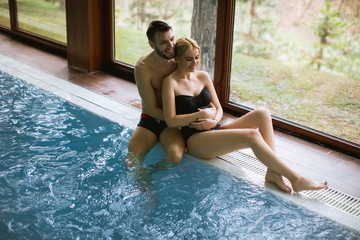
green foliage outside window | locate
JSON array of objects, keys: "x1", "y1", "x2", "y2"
[
  {"x1": 16, "y1": 0, "x2": 66, "y2": 43},
  {"x1": 0, "y1": 0, "x2": 10, "y2": 28},
  {"x1": 310, "y1": 0, "x2": 359, "y2": 80},
  {"x1": 230, "y1": 0, "x2": 360, "y2": 144}
]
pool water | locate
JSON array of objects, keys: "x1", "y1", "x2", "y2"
[{"x1": 1, "y1": 70, "x2": 359, "y2": 239}]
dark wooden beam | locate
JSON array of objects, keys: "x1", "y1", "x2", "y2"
[{"x1": 66, "y1": 0, "x2": 105, "y2": 73}]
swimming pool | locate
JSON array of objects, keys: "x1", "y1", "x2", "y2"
[{"x1": 1, "y1": 69, "x2": 359, "y2": 239}]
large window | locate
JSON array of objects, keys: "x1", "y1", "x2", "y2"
[
  {"x1": 0, "y1": 0, "x2": 66, "y2": 45},
  {"x1": 16, "y1": 0, "x2": 66, "y2": 43},
  {"x1": 0, "y1": 0, "x2": 10, "y2": 28},
  {"x1": 112, "y1": 0, "x2": 359, "y2": 155},
  {"x1": 228, "y1": 0, "x2": 360, "y2": 146}
]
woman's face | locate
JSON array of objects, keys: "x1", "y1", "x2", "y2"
[{"x1": 183, "y1": 48, "x2": 200, "y2": 72}]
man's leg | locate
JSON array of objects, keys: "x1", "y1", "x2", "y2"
[
  {"x1": 127, "y1": 126, "x2": 158, "y2": 192},
  {"x1": 128, "y1": 126, "x2": 158, "y2": 155},
  {"x1": 159, "y1": 127, "x2": 185, "y2": 163}
]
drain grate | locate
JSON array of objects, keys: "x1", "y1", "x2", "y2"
[
  {"x1": 303, "y1": 188, "x2": 360, "y2": 218},
  {"x1": 209, "y1": 150, "x2": 360, "y2": 232}
]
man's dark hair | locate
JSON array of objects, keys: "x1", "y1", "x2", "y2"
[{"x1": 146, "y1": 20, "x2": 172, "y2": 43}]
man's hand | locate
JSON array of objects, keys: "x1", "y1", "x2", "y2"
[{"x1": 189, "y1": 118, "x2": 217, "y2": 131}]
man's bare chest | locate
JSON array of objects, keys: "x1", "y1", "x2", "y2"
[{"x1": 151, "y1": 68, "x2": 175, "y2": 90}]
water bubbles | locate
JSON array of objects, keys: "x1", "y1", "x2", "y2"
[
  {"x1": 7, "y1": 220, "x2": 14, "y2": 232},
  {"x1": 10, "y1": 118, "x2": 19, "y2": 125},
  {"x1": 25, "y1": 165, "x2": 36, "y2": 176}
]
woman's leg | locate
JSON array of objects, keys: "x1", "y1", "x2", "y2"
[
  {"x1": 222, "y1": 108, "x2": 275, "y2": 148},
  {"x1": 187, "y1": 129, "x2": 327, "y2": 192},
  {"x1": 221, "y1": 109, "x2": 290, "y2": 191}
]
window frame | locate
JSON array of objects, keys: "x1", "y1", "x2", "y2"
[
  {"x1": 0, "y1": 0, "x2": 67, "y2": 55},
  {"x1": 214, "y1": 0, "x2": 360, "y2": 157},
  {"x1": 102, "y1": 0, "x2": 135, "y2": 82}
]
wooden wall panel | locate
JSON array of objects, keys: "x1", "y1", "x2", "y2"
[{"x1": 66, "y1": 0, "x2": 105, "y2": 73}]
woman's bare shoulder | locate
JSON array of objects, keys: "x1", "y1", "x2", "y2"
[
  {"x1": 197, "y1": 70, "x2": 210, "y2": 76},
  {"x1": 196, "y1": 70, "x2": 212, "y2": 84}
]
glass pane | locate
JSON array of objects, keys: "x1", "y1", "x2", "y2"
[
  {"x1": 229, "y1": 0, "x2": 360, "y2": 144},
  {"x1": 114, "y1": 0, "x2": 217, "y2": 78},
  {"x1": 16, "y1": 0, "x2": 66, "y2": 43},
  {"x1": 0, "y1": 0, "x2": 10, "y2": 28}
]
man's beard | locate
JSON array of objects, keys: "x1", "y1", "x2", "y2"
[{"x1": 154, "y1": 44, "x2": 173, "y2": 60}]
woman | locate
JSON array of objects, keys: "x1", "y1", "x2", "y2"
[{"x1": 162, "y1": 37, "x2": 328, "y2": 192}]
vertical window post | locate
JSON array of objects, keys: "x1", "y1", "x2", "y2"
[
  {"x1": 8, "y1": 0, "x2": 17, "y2": 30},
  {"x1": 66, "y1": 0, "x2": 105, "y2": 73}
]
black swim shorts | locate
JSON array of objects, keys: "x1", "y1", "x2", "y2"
[{"x1": 137, "y1": 113, "x2": 167, "y2": 138}]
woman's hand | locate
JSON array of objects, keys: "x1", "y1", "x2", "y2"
[
  {"x1": 189, "y1": 118, "x2": 217, "y2": 130},
  {"x1": 197, "y1": 103, "x2": 216, "y2": 119}
]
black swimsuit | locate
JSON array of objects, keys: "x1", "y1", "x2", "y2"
[
  {"x1": 175, "y1": 87, "x2": 221, "y2": 142},
  {"x1": 137, "y1": 113, "x2": 167, "y2": 138}
]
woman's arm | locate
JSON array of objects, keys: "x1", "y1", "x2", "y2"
[
  {"x1": 189, "y1": 71, "x2": 223, "y2": 130},
  {"x1": 162, "y1": 77, "x2": 215, "y2": 128},
  {"x1": 202, "y1": 71, "x2": 223, "y2": 124}
]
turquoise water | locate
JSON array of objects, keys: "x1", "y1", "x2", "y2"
[{"x1": 0, "y1": 70, "x2": 359, "y2": 239}]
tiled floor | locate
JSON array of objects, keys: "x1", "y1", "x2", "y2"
[{"x1": 1, "y1": 32, "x2": 360, "y2": 199}]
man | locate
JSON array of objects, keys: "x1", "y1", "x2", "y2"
[{"x1": 127, "y1": 20, "x2": 185, "y2": 163}]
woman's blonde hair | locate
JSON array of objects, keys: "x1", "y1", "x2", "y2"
[{"x1": 174, "y1": 38, "x2": 201, "y2": 68}]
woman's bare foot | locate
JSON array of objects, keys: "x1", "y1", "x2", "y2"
[
  {"x1": 265, "y1": 169, "x2": 292, "y2": 192},
  {"x1": 292, "y1": 177, "x2": 328, "y2": 192}
]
